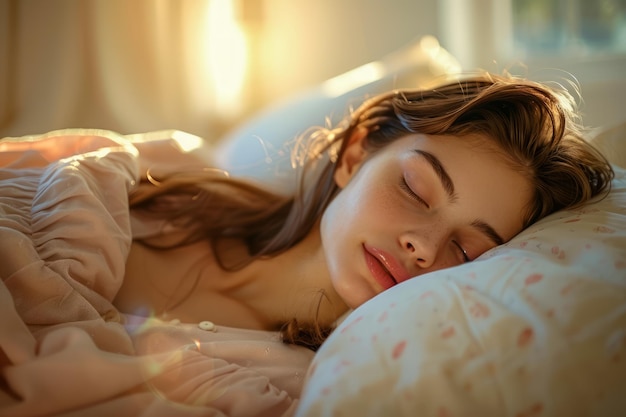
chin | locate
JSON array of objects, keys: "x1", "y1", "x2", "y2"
[
  {"x1": 339, "y1": 288, "x2": 376, "y2": 310},
  {"x1": 331, "y1": 272, "x2": 379, "y2": 310}
]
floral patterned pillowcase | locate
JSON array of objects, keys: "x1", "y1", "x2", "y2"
[{"x1": 296, "y1": 162, "x2": 626, "y2": 417}]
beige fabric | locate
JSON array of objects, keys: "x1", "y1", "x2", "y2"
[{"x1": 0, "y1": 129, "x2": 313, "y2": 417}]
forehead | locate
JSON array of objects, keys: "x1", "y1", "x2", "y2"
[{"x1": 396, "y1": 133, "x2": 533, "y2": 240}]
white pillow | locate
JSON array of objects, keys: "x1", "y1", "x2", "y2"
[
  {"x1": 295, "y1": 157, "x2": 626, "y2": 415},
  {"x1": 213, "y1": 36, "x2": 460, "y2": 194}
]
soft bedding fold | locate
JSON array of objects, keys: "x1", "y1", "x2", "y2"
[{"x1": 0, "y1": 129, "x2": 312, "y2": 417}]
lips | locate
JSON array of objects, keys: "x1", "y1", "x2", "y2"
[{"x1": 363, "y1": 244, "x2": 411, "y2": 290}]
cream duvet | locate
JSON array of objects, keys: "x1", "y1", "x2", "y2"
[{"x1": 0, "y1": 129, "x2": 313, "y2": 417}]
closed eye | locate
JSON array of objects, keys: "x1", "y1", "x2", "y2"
[
  {"x1": 452, "y1": 240, "x2": 470, "y2": 263},
  {"x1": 399, "y1": 176, "x2": 429, "y2": 208}
]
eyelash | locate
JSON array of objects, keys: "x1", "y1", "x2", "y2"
[
  {"x1": 399, "y1": 176, "x2": 429, "y2": 208},
  {"x1": 400, "y1": 176, "x2": 470, "y2": 263},
  {"x1": 453, "y1": 240, "x2": 470, "y2": 263}
]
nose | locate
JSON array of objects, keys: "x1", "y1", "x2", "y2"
[{"x1": 399, "y1": 230, "x2": 441, "y2": 269}]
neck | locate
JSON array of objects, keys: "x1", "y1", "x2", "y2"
[{"x1": 229, "y1": 223, "x2": 349, "y2": 329}]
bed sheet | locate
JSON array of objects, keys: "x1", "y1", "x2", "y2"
[{"x1": 0, "y1": 129, "x2": 313, "y2": 417}]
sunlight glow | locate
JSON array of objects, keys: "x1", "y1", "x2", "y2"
[
  {"x1": 205, "y1": 0, "x2": 248, "y2": 117},
  {"x1": 321, "y1": 62, "x2": 386, "y2": 97},
  {"x1": 171, "y1": 130, "x2": 204, "y2": 152}
]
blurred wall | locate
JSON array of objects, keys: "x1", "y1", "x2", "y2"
[{"x1": 253, "y1": 0, "x2": 438, "y2": 101}]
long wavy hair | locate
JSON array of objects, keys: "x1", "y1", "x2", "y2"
[{"x1": 130, "y1": 73, "x2": 614, "y2": 350}]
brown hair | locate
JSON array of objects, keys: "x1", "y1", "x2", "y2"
[{"x1": 130, "y1": 72, "x2": 614, "y2": 350}]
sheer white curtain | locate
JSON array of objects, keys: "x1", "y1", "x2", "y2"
[{"x1": 0, "y1": 0, "x2": 230, "y2": 139}]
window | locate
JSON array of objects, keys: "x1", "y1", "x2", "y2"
[
  {"x1": 512, "y1": 0, "x2": 626, "y2": 57},
  {"x1": 439, "y1": 0, "x2": 626, "y2": 127},
  {"x1": 439, "y1": 0, "x2": 626, "y2": 68}
]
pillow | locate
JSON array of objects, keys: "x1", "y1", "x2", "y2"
[
  {"x1": 295, "y1": 133, "x2": 626, "y2": 416},
  {"x1": 213, "y1": 36, "x2": 460, "y2": 194}
]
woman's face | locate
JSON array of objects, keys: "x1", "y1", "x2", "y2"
[{"x1": 320, "y1": 132, "x2": 533, "y2": 309}]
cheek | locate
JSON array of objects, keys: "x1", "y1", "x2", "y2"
[
  {"x1": 322, "y1": 181, "x2": 390, "y2": 238},
  {"x1": 320, "y1": 181, "x2": 403, "y2": 269},
  {"x1": 320, "y1": 181, "x2": 411, "y2": 308},
  {"x1": 320, "y1": 192, "x2": 355, "y2": 252},
  {"x1": 319, "y1": 198, "x2": 365, "y2": 308}
]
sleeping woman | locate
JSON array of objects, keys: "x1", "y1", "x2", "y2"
[{"x1": 114, "y1": 73, "x2": 614, "y2": 350}]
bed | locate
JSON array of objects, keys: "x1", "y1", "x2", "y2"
[{"x1": 1, "y1": 39, "x2": 625, "y2": 417}]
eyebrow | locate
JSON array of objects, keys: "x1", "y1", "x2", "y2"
[
  {"x1": 414, "y1": 150, "x2": 456, "y2": 200},
  {"x1": 413, "y1": 149, "x2": 505, "y2": 247},
  {"x1": 471, "y1": 219, "x2": 505, "y2": 246}
]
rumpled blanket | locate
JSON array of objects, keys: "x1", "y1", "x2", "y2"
[{"x1": 0, "y1": 129, "x2": 314, "y2": 417}]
